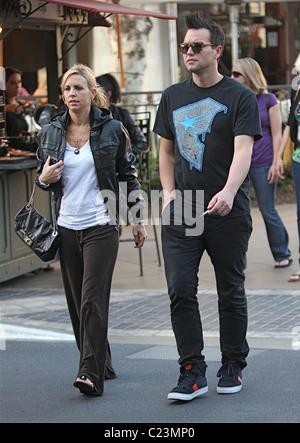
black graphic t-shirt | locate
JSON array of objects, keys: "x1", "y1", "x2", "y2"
[{"x1": 154, "y1": 76, "x2": 262, "y2": 216}]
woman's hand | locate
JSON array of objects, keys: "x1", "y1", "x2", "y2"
[
  {"x1": 267, "y1": 161, "x2": 285, "y2": 184},
  {"x1": 132, "y1": 224, "x2": 148, "y2": 248},
  {"x1": 269, "y1": 158, "x2": 285, "y2": 184},
  {"x1": 40, "y1": 156, "x2": 64, "y2": 185}
]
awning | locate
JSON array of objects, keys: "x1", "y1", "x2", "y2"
[
  {"x1": 70, "y1": 12, "x2": 112, "y2": 28},
  {"x1": 45, "y1": 0, "x2": 177, "y2": 20},
  {"x1": 0, "y1": 0, "x2": 176, "y2": 41},
  {"x1": 46, "y1": 0, "x2": 177, "y2": 81}
]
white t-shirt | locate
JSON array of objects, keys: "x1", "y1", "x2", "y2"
[{"x1": 57, "y1": 141, "x2": 110, "y2": 230}]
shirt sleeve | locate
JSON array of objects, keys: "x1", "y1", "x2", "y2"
[
  {"x1": 234, "y1": 88, "x2": 262, "y2": 141},
  {"x1": 269, "y1": 92, "x2": 279, "y2": 108},
  {"x1": 153, "y1": 89, "x2": 175, "y2": 141}
]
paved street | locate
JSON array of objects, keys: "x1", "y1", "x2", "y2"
[
  {"x1": 1, "y1": 205, "x2": 300, "y2": 423},
  {"x1": 1, "y1": 287, "x2": 300, "y2": 347},
  {"x1": 1, "y1": 341, "x2": 299, "y2": 424}
]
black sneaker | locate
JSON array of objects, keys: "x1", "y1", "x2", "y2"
[
  {"x1": 217, "y1": 359, "x2": 243, "y2": 394},
  {"x1": 168, "y1": 364, "x2": 208, "y2": 401}
]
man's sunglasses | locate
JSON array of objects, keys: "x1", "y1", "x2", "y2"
[
  {"x1": 178, "y1": 42, "x2": 216, "y2": 54},
  {"x1": 231, "y1": 71, "x2": 243, "y2": 78}
]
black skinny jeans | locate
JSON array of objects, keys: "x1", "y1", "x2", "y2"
[
  {"x1": 162, "y1": 214, "x2": 252, "y2": 371},
  {"x1": 59, "y1": 225, "x2": 119, "y2": 395}
]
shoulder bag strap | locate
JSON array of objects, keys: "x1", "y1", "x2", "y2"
[
  {"x1": 50, "y1": 191, "x2": 58, "y2": 234},
  {"x1": 28, "y1": 182, "x2": 37, "y2": 207},
  {"x1": 28, "y1": 184, "x2": 58, "y2": 234}
]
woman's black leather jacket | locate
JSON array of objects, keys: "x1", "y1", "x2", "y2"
[
  {"x1": 36, "y1": 105, "x2": 144, "y2": 225},
  {"x1": 110, "y1": 105, "x2": 147, "y2": 154}
]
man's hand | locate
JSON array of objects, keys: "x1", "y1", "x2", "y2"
[{"x1": 207, "y1": 188, "x2": 235, "y2": 217}]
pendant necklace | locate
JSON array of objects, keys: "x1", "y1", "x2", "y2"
[{"x1": 69, "y1": 124, "x2": 90, "y2": 155}]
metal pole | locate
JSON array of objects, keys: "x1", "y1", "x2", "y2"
[
  {"x1": 167, "y1": 2, "x2": 178, "y2": 85},
  {"x1": 230, "y1": 5, "x2": 240, "y2": 64},
  {"x1": 56, "y1": 26, "x2": 63, "y2": 78},
  {"x1": 115, "y1": 14, "x2": 125, "y2": 89}
]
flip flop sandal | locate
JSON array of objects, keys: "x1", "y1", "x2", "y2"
[
  {"x1": 275, "y1": 258, "x2": 293, "y2": 269},
  {"x1": 74, "y1": 375, "x2": 97, "y2": 395},
  {"x1": 288, "y1": 272, "x2": 300, "y2": 282}
]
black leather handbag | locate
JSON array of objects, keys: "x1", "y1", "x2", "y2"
[{"x1": 14, "y1": 183, "x2": 61, "y2": 262}]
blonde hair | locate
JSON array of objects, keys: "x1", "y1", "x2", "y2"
[
  {"x1": 61, "y1": 63, "x2": 108, "y2": 108},
  {"x1": 234, "y1": 58, "x2": 267, "y2": 95}
]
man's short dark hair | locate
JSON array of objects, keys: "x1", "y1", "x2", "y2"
[{"x1": 185, "y1": 13, "x2": 225, "y2": 48}]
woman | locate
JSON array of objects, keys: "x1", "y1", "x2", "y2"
[
  {"x1": 33, "y1": 67, "x2": 48, "y2": 105},
  {"x1": 96, "y1": 73, "x2": 147, "y2": 154},
  {"x1": 231, "y1": 58, "x2": 291, "y2": 268},
  {"x1": 5, "y1": 67, "x2": 28, "y2": 136},
  {"x1": 277, "y1": 85, "x2": 300, "y2": 281},
  {"x1": 36, "y1": 64, "x2": 147, "y2": 396}
]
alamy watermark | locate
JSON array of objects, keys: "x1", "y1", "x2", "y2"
[{"x1": 100, "y1": 185, "x2": 206, "y2": 237}]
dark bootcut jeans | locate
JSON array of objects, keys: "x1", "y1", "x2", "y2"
[
  {"x1": 162, "y1": 214, "x2": 252, "y2": 371},
  {"x1": 59, "y1": 224, "x2": 119, "y2": 396}
]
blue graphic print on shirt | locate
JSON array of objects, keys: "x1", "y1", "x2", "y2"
[{"x1": 173, "y1": 98, "x2": 228, "y2": 171}]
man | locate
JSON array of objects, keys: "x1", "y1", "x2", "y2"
[{"x1": 153, "y1": 13, "x2": 262, "y2": 401}]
